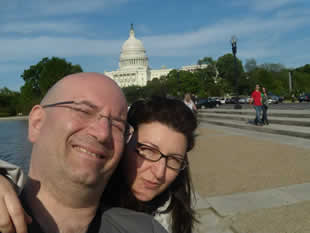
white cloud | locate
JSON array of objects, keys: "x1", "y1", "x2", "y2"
[
  {"x1": 0, "y1": 0, "x2": 129, "y2": 17},
  {"x1": 232, "y1": 0, "x2": 305, "y2": 11},
  {"x1": 0, "y1": 7, "x2": 308, "y2": 69},
  {"x1": 1, "y1": 21, "x2": 85, "y2": 34},
  {"x1": 142, "y1": 13, "x2": 308, "y2": 55},
  {"x1": 0, "y1": 37, "x2": 123, "y2": 62}
]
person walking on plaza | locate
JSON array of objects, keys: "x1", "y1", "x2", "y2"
[
  {"x1": 250, "y1": 84, "x2": 263, "y2": 125},
  {"x1": 261, "y1": 87, "x2": 269, "y2": 125},
  {"x1": 183, "y1": 93, "x2": 197, "y2": 113}
]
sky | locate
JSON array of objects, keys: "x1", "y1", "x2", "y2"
[{"x1": 0, "y1": 0, "x2": 309, "y2": 91}]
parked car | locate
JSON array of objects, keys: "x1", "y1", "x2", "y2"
[
  {"x1": 219, "y1": 97, "x2": 226, "y2": 104},
  {"x1": 211, "y1": 97, "x2": 222, "y2": 106},
  {"x1": 299, "y1": 93, "x2": 310, "y2": 102},
  {"x1": 225, "y1": 97, "x2": 239, "y2": 104},
  {"x1": 238, "y1": 97, "x2": 248, "y2": 104},
  {"x1": 267, "y1": 95, "x2": 280, "y2": 104},
  {"x1": 196, "y1": 98, "x2": 219, "y2": 109}
]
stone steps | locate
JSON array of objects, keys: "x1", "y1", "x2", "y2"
[{"x1": 197, "y1": 109, "x2": 310, "y2": 139}]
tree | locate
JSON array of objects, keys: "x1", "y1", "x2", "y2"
[
  {"x1": 0, "y1": 87, "x2": 20, "y2": 116},
  {"x1": 144, "y1": 78, "x2": 168, "y2": 98},
  {"x1": 216, "y1": 53, "x2": 244, "y2": 94},
  {"x1": 295, "y1": 64, "x2": 310, "y2": 75},
  {"x1": 197, "y1": 57, "x2": 214, "y2": 65},
  {"x1": 19, "y1": 57, "x2": 83, "y2": 114},
  {"x1": 122, "y1": 85, "x2": 143, "y2": 104},
  {"x1": 292, "y1": 64, "x2": 310, "y2": 94}
]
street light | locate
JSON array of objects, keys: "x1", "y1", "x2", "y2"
[{"x1": 231, "y1": 36, "x2": 242, "y2": 109}]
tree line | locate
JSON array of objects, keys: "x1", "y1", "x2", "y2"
[
  {"x1": 1, "y1": 55, "x2": 310, "y2": 116},
  {"x1": 0, "y1": 57, "x2": 82, "y2": 116},
  {"x1": 123, "y1": 55, "x2": 310, "y2": 104}
]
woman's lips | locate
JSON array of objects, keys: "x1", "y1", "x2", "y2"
[{"x1": 143, "y1": 179, "x2": 160, "y2": 189}]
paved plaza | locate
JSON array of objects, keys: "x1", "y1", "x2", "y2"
[{"x1": 190, "y1": 123, "x2": 310, "y2": 233}]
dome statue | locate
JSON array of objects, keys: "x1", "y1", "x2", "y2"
[{"x1": 119, "y1": 24, "x2": 149, "y2": 70}]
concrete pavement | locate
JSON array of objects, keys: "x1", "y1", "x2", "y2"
[{"x1": 190, "y1": 121, "x2": 310, "y2": 233}]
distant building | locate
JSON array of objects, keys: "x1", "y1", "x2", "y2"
[{"x1": 104, "y1": 24, "x2": 208, "y2": 87}]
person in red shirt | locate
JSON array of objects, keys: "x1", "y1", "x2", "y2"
[{"x1": 250, "y1": 84, "x2": 263, "y2": 125}]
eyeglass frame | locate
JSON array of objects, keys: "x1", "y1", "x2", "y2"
[
  {"x1": 135, "y1": 142, "x2": 188, "y2": 171},
  {"x1": 41, "y1": 100, "x2": 134, "y2": 143}
]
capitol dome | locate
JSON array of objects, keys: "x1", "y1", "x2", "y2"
[{"x1": 119, "y1": 24, "x2": 149, "y2": 70}]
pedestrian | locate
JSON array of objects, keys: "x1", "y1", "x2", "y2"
[
  {"x1": 183, "y1": 93, "x2": 197, "y2": 113},
  {"x1": 250, "y1": 84, "x2": 263, "y2": 125},
  {"x1": 261, "y1": 87, "x2": 269, "y2": 125},
  {"x1": 0, "y1": 96, "x2": 198, "y2": 233},
  {"x1": 0, "y1": 73, "x2": 167, "y2": 233}
]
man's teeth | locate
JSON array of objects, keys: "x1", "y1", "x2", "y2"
[{"x1": 75, "y1": 146, "x2": 102, "y2": 158}]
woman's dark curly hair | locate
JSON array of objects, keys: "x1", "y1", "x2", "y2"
[
  {"x1": 127, "y1": 96, "x2": 197, "y2": 152},
  {"x1": 103, "y1": 96, "x2": 198, "y2": 233}
]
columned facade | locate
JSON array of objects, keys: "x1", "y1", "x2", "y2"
[{"x1": 105, "y1": 25, "x2": 207, "y2": 88}]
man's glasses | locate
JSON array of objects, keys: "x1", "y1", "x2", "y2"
[
  {"x1": 135, "y1": 142, "x2": 187, "y2": 171},
  {"x1": 42, "y1": 100, "x2": 134, "y2": 143}
]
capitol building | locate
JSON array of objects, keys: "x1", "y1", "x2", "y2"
[{"x1": 104, "y1": 25, "x2": 207, "y2": 88}]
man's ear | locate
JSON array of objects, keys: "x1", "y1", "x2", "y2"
[{"x1": 28, "y1": 105, "x2": 45, "y2": 143}]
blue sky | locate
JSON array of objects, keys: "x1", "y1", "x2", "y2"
[{"x1": 0, "y1": 0, "x2": 309, "y2": 91}]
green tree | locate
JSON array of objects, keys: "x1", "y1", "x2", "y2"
[
  {"x1": 295, "y1": 64, "x2": 310, "y2": 74},
  {"x1": 0, "y1": 87, "x2": 21, "y2": 116},
  {"x1": 197, "y1": 57, "x2": 215, "y2": 65},
  {"x1": 122, "y1": 85, "x2": 144, "y2": 104},
  {"x1": 143, "y1": 77, "x2": 168, "y2": 98},
  {"x1": 216, "y1": 53, "x2": 244, "y2": 94},
  {"x1": 292, "y1": 65, "x2": 310, "y2": 94},
  {"x1": 20, "y1": 57, "x2": 83, "y2": 114}
]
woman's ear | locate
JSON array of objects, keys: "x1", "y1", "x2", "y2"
[{"x1": 28, "y1": 105, "x2": 45, "y2": 143}]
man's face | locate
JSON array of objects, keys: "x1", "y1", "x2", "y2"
[
  {"x1": 29, "y1": 74, "x2": 128, "y2": 190},
  {"x1": 256, "y1": 85, "x2": 260, "y2": 91}
]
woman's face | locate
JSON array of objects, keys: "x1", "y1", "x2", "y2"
[
  {"x1": 123, "y1": 122, "x2": 187, "y2": 202},
  {"x1": 185, "y1": 94, "x2": 190, "y2": 101}
]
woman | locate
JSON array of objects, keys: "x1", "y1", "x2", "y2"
[
  {"x1": 261, "y1": 87, "x2": 269, "y2": 125},
  {"x1": 0, "y1": 96, "x2": 198, "y2": 233},
  {"x1": 183, "y1": 93, "x2": 197, "y2": 113}
]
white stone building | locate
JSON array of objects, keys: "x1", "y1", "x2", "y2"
[{"x1": 105, "y1": 25, "x2": 207, "y2": 88}]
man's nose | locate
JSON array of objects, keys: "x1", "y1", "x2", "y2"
[
  {"x1": 151, "y1": 157, "x2": 167, "y2": 180},
  {"x1": 88, "y1": 116, "x2": 112, "y2": 143}
]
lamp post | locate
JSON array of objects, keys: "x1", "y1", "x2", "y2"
[
  {"x1": 231, "y1": 36, "x2": 242, "y2": 109},
  {"x1": 177, "y1": 70, "x2": 180, "y2": 99}
]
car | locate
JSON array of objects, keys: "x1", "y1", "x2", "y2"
[
  {"x1": 219, "y1": 97, "x2": 226, "y2": 104},
  {"x1": 299, "y1": 93, "x2": 310, "y2": 102},
  {"x1": 238, "y1": 97, "x2": 247, "y2": 104},
  {"x1": 225, "y1": 97, "x2": 239, "y2": 104},
  {"x1": 196, "y1": 98, "x2": 219, "y2": 109},
  {"x1": 267, "y1": 95, "x2": 280, "y2": 104}
]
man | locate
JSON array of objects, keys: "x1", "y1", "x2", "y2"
[
  {"x1": 250, "y1": 84, "x2": 263, "y2": 125},
  {"x1": 0, "y1": 73, "x2": 167, "y2": 233}
]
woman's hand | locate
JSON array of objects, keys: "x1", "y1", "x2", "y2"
[{"x1": 0, "y1": 175, "x2": 32, "y2": 233}]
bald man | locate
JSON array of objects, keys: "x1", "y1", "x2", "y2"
[{"x1": 1, "y1": 73, "x2": 167, "y2": 233}]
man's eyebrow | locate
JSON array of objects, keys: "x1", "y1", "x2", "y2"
[
  {"x1": 77, "y1": 100, "x2": 126, "y2": 123},
  {"x1": 77, "y1": 100, "x2": 99, "y2": 110}
]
